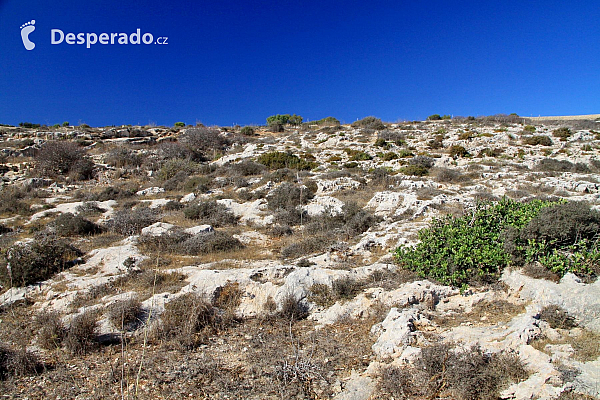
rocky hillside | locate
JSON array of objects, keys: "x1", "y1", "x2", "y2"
[{"x1": 0, "y1": 116, "x2": 599, "y2": 399}]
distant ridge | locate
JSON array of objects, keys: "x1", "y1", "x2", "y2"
[{"x1": 527, "y1": 114, "x2": 600, "y2": 121}]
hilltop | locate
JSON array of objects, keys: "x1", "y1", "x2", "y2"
[{"x1": 0, "y1": 115, "x2": 599, "y2": 399}]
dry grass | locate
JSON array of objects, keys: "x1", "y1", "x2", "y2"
[
  {"x1": 531, "y1": 328, "x2": 600, "y2": 362},
  {"x1": 433, "y1": 299, "x2": 525, "y2": 327}
]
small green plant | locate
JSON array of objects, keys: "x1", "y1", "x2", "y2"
[
  {"x1": 62, "y1": 121, "x2": 70, "y2": 127},
  {"x1": 427, "y1": 114, "x2": 442, "y2": 121},
  {"x1": 174, "y1": 122, "x2": 185, "y2": 127},
  {"x1": 400, "y1": 164, "x2": 429, "y2": 176},
  {"x1": 523, "y1": 125, "x2": 536, "y2": 133},
  {"x1": 257, "y1": 151, "x2": 316, "y2": 170}
]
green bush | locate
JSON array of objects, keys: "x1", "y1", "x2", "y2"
[
  {"x1": 379, "y1": 152, "x2": 398, "y2": 161},
  {"x1": 62, "y1": 121, "x2": 70, "y2": 127},
  {"x1": 503, "y1": 201, "x2": 600, "y2": 276},
  {"x1": 1, "y1": 234, "x2": 82, "y2": 287},
  {"x1": 257, "y1": 151, "x2": 316, "y2": 170},
  {"x1": 397, "y1": 199, "x2": 600, "y2": 287},
  {"x1": 174, "y1": 122, "x2": 185, "y2": 127},
  {"x1": 266, "y1": 114, "x2": 290, "y2": 125},
  {"x1": 427, "y1": 114, "x2": 442, "y2": 121},
  {"x1": 395, "y1": 198, "x2": 558, "y2": 286}
]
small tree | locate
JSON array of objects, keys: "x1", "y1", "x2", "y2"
[
  {"x1": 174, "y1": 122, "x2": 185, "y2": 127},
  {"x1": 266, "y1": 114, "x2": 291, "y2": 125},
  {"x1": 427, "y1": 114, "x2": 442, "y2": 121},
  {"x1": 62, "y1": 121, "x2": 69, "y2": 127}
]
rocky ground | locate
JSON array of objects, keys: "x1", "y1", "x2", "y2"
[{"x1": 0, "y1": 116, "x2": 599, "y2": 399}]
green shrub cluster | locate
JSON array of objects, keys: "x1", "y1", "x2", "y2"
[
  {"x1": 395, "y1": 199, "x2": 599, "y2": 287},
  {"x1": 312, "y1": 116, "x2": 340, "y2": 126},
  {"x1": 257, "y1": 151, "x2": 316, "y2": 170},
  {"x1": 266, "y1": 114, "x2": 302, "y2": 126}
]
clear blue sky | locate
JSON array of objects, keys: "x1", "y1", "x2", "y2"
[{"x1": 1, "y1": 1, "x2": 598, "y2": 127}]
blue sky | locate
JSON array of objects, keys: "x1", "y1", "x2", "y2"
[{"x1": 0, "y1": 1, "x2": 598, "y2": 127}]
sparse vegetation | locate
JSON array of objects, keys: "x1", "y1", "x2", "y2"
[
  {"x1": 1, "y1": 233, "x2": 82, "y2": 287},
  {"x1": 379, "y1": 344, "x2": 527, "y2": 400}
]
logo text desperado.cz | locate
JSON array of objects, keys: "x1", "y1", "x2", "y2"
[{"x1": 51, "y1": 29, "x2": 167, "y2": 48}]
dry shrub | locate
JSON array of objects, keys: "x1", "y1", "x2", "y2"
[
  {"x1": 51, "y1": 212, "x2": 102, "y2": 236},
  {"x1": 522, "y1": 262, "x2": 561, "y2": 282},
  {"x1": 278, "y1": 294, "x2": 309, "y2": 321},
  {"x1": 182, "y1": 200, "x2": 238, "y2": 226},
  {"x1": 35, "y1": 140, "x2": 95, "y2": 180},
  {"x1": 332, "y1": 276, "x2": 363, "y2": 301},
  {"x1": 64, "y1": 309, "x2": 98, "y2": 355},
  {"x1": 0, "y1": 343, "x2": 41, "y2": 380},
  {"x1": 107, "y1": 206, "x2": 159, "y2": 236},
  {"x1": 158, "y1": 293, "x2": 216, "y2": 349},
  {"x1": 35, "y1": 311, "x2": 66, "y2": 349},
  {"x1": 1, "y1": 233, "x2": 82, "y2": 287},
  {"x1": 539, "y1": 305, "x2": 577, "y2": 329},
  {"x1": 107, "y1": 297, "x2": 143, "y2": 331},
  {"x1": 522, "y1": 135, "x2": 553, "y2": 146},
  {"x1": 280, "y1": 235, "x2": 331, "y2": 259},
  {"x1": 212, "y1": 282, "x2": 242, "y2": 311},
  {"x1": 379, "y1": 344, "x2": 528, "y2": 400},
  {"x1": 308, "y1": 283, "x2": 336, "y2": 308},
  {"x1": 180, "y1": 231, "x2": 244, "y2": 255}
]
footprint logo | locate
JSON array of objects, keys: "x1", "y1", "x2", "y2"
[{"x1": 20, "y1": 20, "x2": 36, "y2": 50}]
